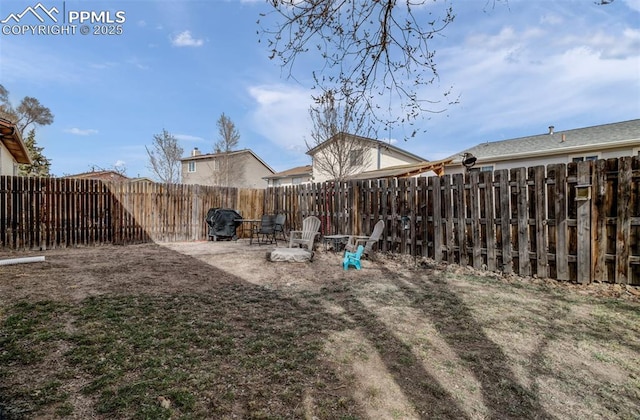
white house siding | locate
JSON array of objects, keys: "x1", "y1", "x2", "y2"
[
  {"x1": 313, "y1": 144, "x2": 424, "y2": 182},
  {"x1": 0, "y1": 143, "x2": 17, "y2": 176}
]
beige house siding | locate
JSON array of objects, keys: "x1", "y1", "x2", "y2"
[{"x1": 181, "y1": 150, "x2": 274, "y2": 188}]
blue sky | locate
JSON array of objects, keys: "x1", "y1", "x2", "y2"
[{"x1": 1, "y1": 0, "x2": 638, "y2": 178}]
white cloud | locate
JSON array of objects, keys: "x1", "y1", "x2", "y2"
[
  {"x1": 171, "y1": 30, "x2": 204, "y2": 47},
  {"x1": 175, "y1": 134, "x2": 205, "y2": 142},
  {"x1": 65, "y1": 128, "x2": 98, "y2": 136},
  {"x1": 90, "y1": 62, "x2": 117, "y2": 70},
  {"x1": 114, "y1": 160, "x2": 126, "y2": 168},
  {"x1": 247, "y1": 84, "x2": 312, "y2": 152},
  {"x1": 624, "y1": 0, "x2": 640, "y2": 12},
  {"x1": 418, "y1": 12, "x2": 640, "y2": 143},
  {"x1": 539, "y1": 13, "x2": 563, "y2": 25}
]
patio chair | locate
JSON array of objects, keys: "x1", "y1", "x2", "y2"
[
  {"x1": 343, "y1": 245, "x2": 364, "y2": 270},
  {"x1": 273, "y1": 213, "x2": 287, "y2": 242},
  {"x1": 288, "y1": 216, "x2": 321, "y2": 250},
  {"x1": 251, "y1": 214, "x2": 277, "y2": 245},
  {"x1": 345, "y1": 219, "x2": 385, "y2": 258}
]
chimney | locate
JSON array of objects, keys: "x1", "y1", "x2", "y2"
[
  {"x1": 191, "y1": 147, "x2": 201, "y2": 157},
  {"x1": 548, "y1": 126, "x2": 555, "y2": 135}
]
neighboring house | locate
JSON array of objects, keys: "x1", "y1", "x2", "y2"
[
  {"x1": 0, "y1": 117, "x2": 31, "y2": 176},
  {"x1": 62, "y1": 170, "x2": 129, "y2": 181},
  {"x1": 445, "y1": 119, "x2": 640, "y2": 175},
  {"x1": 347, "y1": 158, "x2": 453, "y2": 180},
  {"x1": 181, "y1": 148, "x2": 275, "y2": 188},
  {"x1": 263, "y1": 165, "x2": 313, "y2": 187},
  {"x1": 62, "y1": 171, "x2": 156, "y2": 185},
  {"x1": 307, "y1": 133, "x2": 428, "y2": 183}
]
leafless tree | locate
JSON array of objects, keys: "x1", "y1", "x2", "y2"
[
  {"x1": 306, "y1": 89, "x2": 372, "y2": 182},
  {"x1": 213, "y1": 113, "x2": 242, "y2": 187},
  {"x1": 146, "y1": 129, "x2": 183, "y2": 184},
  {"x1": 260, "y1": 1, "x2": 457, "y2": 135}
]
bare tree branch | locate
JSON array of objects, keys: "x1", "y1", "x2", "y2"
[
  {"x1": 306, "y1": 89, "x2": 372, "y2": 181},
  {"x1": 213, "y1": 113, "x2": 242, "y2": 187},
  {"x1": 146, "y1": 129, "x2": 183, "y2": 184},
  {"x1": 260, "y1": 1, "x2": 457, "y2": 134}
]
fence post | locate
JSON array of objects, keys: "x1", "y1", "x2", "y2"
[{"x1": 576, "y1": 161, "x2": 592, "y2": 284}]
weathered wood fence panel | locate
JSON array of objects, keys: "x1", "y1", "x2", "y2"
[
  {"x1": 1, "y1": 156, "x2": 638, "y2": 284},
  {"x1": 267, "y1": 157, "x2": 638, "y2": 284},
  {"x1": 0, "y1": 178, "x2": 263, "y2": 248}
]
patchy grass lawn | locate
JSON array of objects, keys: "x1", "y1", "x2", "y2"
[{"x1": 0, "y1": 242, "x2": 639, "y2": 419}]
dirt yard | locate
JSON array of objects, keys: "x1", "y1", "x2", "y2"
[{"x1": 1, "y1": 240, "x2": 639, "y2": 419}]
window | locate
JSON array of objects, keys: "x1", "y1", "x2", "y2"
[
  {"x1": 212, "y1": 159, "x2": 220, "y2": 171},
  {"x1": 571, "y1": 154, "x2": 599, "y2": 163},
  {"x1": 188, "y1": 161, "x2": 196, "y2": 172},
  {"x1": 349, "y1": 149, "x2": 364, "y2": 166},
  {"x1": 480, "y1": 165, "x2": 494, "y2": 172},
  {"x1": 292, "y1": 177, "x2": 304, "y2": 185}
]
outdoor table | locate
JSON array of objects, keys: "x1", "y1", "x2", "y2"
[
  {"x1": 234, "y1": 219, "x2": 261, "y2": 243},
  {"x1": 322, "y1": 234, "x2": 349, "y2": 252}
]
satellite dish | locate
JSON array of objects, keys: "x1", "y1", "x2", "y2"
[{"x1": 462, "y1": 153, "x2": 477, "y2": 169}]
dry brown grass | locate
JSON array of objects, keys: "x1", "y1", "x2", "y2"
[{"x1": 0, "y1": 241, "x2": 638, "y2": 419}]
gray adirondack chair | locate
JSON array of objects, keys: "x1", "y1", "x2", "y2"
[
  {"x1": 345, "y1": 219, "x2": 385, "y2": 257},
  {"x1": 288, "y1": 216, "x2": 321, "y2": 250}
]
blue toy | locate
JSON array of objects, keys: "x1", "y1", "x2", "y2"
[{"x1": 343, "y1": 245, "x2": 365, "y2": 270}]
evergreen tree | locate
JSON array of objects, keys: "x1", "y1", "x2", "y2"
[{"x1": 19, "y1": 128, "x2": 51, "y2": 176}]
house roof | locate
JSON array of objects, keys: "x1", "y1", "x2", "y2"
[
  {"x1": 347, "y1": 158, "x2": 453, "y2": 180},
  {"x1": 306, "y1": 132, "x2": 427, "y2": 162},
  {"x1": 0, "y1": 117, "x2": 31, "y2": 164},
  {"x1": 181, "y1": 148, "x2": 275, "y2": 174},
  {"x1": 62, "y1": 170, "x2": 129, "y2": 181},
  {"x1": 263, "y1": 165, "x2": 312, "y2": 180},
  {"x1": 448, "y1": 119, "x2": 640, "y2": 165}
]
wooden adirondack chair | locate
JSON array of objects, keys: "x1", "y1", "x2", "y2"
[
  {"x1": 288, "y1": 216, "x2": 321, "y2": 250},
  {"x1": 345, "y1": 219, "x2": 385, "y2": 258}
]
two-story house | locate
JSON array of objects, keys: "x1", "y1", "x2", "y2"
[
  {"x1": 181, "y1": 148, "x2": 275, "y2": 188},
  {"x1": 307, "y1": 132, "x2": 428, "y2": 183},
  {"x1": 0, "y1": 117, "x2": 31, "y2": 176},
  {"x1": 445, "y1": 119, "x2": 640, "y2": 174}
]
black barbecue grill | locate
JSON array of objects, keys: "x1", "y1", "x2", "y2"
[{"x1": 206, "y1": 208, "x2": 242, "y2": 241}]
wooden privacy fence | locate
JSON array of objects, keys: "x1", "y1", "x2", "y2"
[
  {"x1": 0, "y1": 177, "x2": 263, "y2": 249},
  {"x1": 265, "y1": 157, "x2": 639, "y2": 285},
  {"x1": 1, "y1": 156, "x2": 638, "y2": 284}
]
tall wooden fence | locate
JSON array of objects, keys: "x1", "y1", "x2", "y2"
[
  {"x1": 1, "y1": 156, "x2": 638, "y2": 284},
  {"x1": 0, "y1": 177, "x2": 262, "y2": 248},
  {"x1": 266, "y1": 157, "x2": 639, "y2": 285}
]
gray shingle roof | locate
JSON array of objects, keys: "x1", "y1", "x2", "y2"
[{"x1": 448, "y1": 119, "x2": 640, "y2": 163}]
